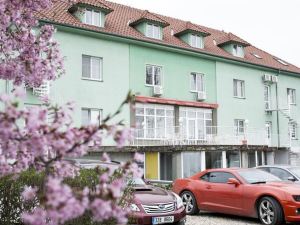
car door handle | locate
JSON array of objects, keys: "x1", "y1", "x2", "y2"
[{"x1": 205, "y1": 185, "x2": 212, "y2": 189}]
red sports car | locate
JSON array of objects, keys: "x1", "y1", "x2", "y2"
[{"x1": 172, "y1": 168, "x2": 300, "y2": 225}]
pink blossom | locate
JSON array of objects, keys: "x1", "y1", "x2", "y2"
[
  {"x1": 22, "y1": 186, "x2": 37, "y2": 201},
  {"x1": 134, "y1": 152, "x2": 144, "y2": 162}
]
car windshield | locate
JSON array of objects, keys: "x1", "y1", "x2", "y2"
[
  {"x1": 238, "y1": 169, "x2": 281, "y2": 184},
  {"x1": 127, "y1": 178, "x2": 146, "y2": 186},
  {"x1": 289, "y1": 167, "x2": 300, "y2": 178}
]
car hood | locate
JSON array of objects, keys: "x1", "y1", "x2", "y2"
[
  {"x1": 261, "y1": 181, "x2": 300, "y2": 194},
  {"x1": 133, "y1": 185, "x2": 175, "y2": 205}
]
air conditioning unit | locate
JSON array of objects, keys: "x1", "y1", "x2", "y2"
[
  {"x1": 153, "y1": 86, "x2": 163, "y2": 96},
  {"x1": 262, "y1": 74, "x2": 272, "y2": 82},
  {"x1": 271, "y1": 75, "x2": 278, "y2": 83},
  {"x1": 33, "y1": 81, "x2": 50, "y2": 97},
  {"x1": 197, "y1": 91, "x2": 207, "y2": 101}
]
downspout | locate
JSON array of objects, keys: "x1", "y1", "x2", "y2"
[{"x1": 275, "y1": 70, "x2": 281, "y2": 148}]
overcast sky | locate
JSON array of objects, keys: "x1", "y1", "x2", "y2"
[{"x1": 112, "y1": 0, "x2": 300, "y2": 67}]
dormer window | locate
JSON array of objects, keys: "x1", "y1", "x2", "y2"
[
  {"x1": 190, "y1": 34, "x2": 203, "y2": 49},
  {"x1": 84, "y1": 9, "x2": 102, "y2": 27},
  {"x1": 146, "y1": 23, "x2": 161, "y2": 39},
  {"x1": 233, "y1": 44, "x2": 244, "y2": 57}
]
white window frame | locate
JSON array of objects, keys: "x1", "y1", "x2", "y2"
[
  {"x1": 84, "y1": 8, "x2": 102, "y2": 27},
  {"x1": 290, "y1": 123, "x2": 297, "y2": 140},
  {"x1": 145, "y1": 64, "x2": 163, "y2": 87},
  {"x1": 233, "y1": 44, "x2": 244, "y2": 57},
  {"x1": 81, "y1": 108, "x2": 102, "y2": 126},
  {"x1": 234, "y1": 119, "x2": 245, "y2": 136},
  {"x1": 146, "y1": 23, "x2": 161, "y2": 39},
  {"x1": 287, "y1": 88, "x2": 296, "y2": 105},
  {"x1": 264, "y1": 85, "x2": 271, "y2": 110},
  {"x1": 233, "y1": 79, "x2": 245, "y2": 98},
  {"x1": 190, "y1": 72, "x2": 205, "y2": 93},
  {"x1": 135, "y1": 103, "x2": 174, "y2": 140},
  {"x1": 82, "y1": 55, "x2": 103, "y2": 81},
  {"x1": 190, "y1": 34, "x2": 203, "y2": 49}
]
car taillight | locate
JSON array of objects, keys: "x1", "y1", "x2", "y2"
[{"x1": 293, "y1": 195, "x2": 300, "y2": 202}]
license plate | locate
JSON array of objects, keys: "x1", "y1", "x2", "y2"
[{"x1": 152, "y1": 216, "x2": 174, "y2": 224}]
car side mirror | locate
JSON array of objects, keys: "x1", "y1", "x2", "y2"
[
  {"x1": 288, "y1": 176, "x2": 296, "y2": 182},
  {"x1": 227, "y1": 178, "x2": 240, "y2": 186},
  {"x1": 144, "y1": 179, "x2": 151, "y2": 185}
]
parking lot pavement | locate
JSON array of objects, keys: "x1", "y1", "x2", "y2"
[{"x1": 186, "y1": 212, "x2": 260, "y2": 225}]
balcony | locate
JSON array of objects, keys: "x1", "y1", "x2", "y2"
[{"x1": 130, "y1": 126, "x2": 291, "y2": 148}]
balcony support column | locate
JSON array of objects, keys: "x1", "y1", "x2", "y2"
[
  {"x1": 200, "y1": 151, "x2": 206, "y2": 171},
  {"x1": 222, "y1": 151, "x2": 227, "y2": 168}
]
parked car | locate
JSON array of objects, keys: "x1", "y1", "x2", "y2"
[
  {"x1": 65, "y1": 158, "x2": 186, "y2": 225},
  {"x1": 257, "y1": 165, "x2": 300, "y2": 182},
  {"x1": 172, "y1": 168, "x2": 300, "y2": 225}
]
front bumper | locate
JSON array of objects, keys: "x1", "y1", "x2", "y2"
[
  {"x1": 129, "y1": 207, "x2": 186, "y2": 225},
  {"x1": 283, "y1": 200, "x2": 300, "y2": 222}
]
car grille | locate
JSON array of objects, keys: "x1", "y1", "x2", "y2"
[{"x1": 141, "y1": 202, "x2": 175, "y2": 215}]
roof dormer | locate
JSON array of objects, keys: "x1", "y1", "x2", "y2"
[
  {"x1": 129, "y1": 10, "x2": 169, "y2": 40},
  {"x1": 68, "y1": 0, "x2": 113, "y2": 28},
  {"x1": 216, "y1": 32, "x2": 250, "y2": 58},
  {"x1": 174, "y1": 22, "x2": 210, "y2": 49}
]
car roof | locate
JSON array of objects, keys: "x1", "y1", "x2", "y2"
[
  {"x1": 204, "y1": 167, "x2": 257, "y2": 173},
  {"x1": 257, "y1": 165, "x2": 293, "y2": 169}
]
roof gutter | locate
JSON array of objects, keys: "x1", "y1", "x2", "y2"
[{"x1": 40, "y1": 20, "x2": 300, "y2": 77}]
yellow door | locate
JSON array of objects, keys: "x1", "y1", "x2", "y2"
[{"x1": 145, "y1": 152, "x2": 159, "y2": 179}]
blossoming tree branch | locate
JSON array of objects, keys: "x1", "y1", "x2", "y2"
[{"x1": 0, "y1": 1, "x2": 142, "y2": 224}]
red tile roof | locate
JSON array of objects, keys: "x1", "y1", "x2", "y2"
[
  {"x1": 129, "y1": 10, "x2": 169, "y2": 27},
  {"x1": 216, "y1": 32, "x2": 250, "y2": 47},
  {"x1": 174, "y1": 21, "x2": 211, "y2": 37},
  {"x1": 72, "y1": 0, "x2": 113, "y2": 13},
  {"x1": 38, "y1": 0, "x2": 300, "y2": 74}
]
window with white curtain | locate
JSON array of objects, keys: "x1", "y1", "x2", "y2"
[
  {"x1": 81, "y1": 108, "x2": 102, "y2": 126},
  {"x1": 234, "y1": 119, "x2": 245, "y2": 136},
  {"x1": 82, "y1": 55, "x2": 102, "y2": 81},
  {"x1": 190, "y1": 34, "x2": 203, "y2": 48},
  {"x1": 179, "y1": 107, "x2": 212, "y2": 140},
  {"x1": 146, "y1": 65, "x2": 162, "y2": 86},
  {"x1": 233, "y1": 79, "x2": 245, "y2": 98},
  {"x1": 84, "y1": 9, "x2": 102, "y2": 27},
  {"x1": 146, "y1": 23, "x2": 161, "y2": 39},
  {"x1": 233, "y1": 44, "x2": 244, "y2": 57},
  {"x1": 135, "y1": 103, "x2": 174, "y2": 139},
  {"x1": 182, "y1": 152, "x2": 202, "y2": 177},
  {"x1": 287, "y1": 88, "x2": 296, "y2": 105},
  {"x1": 190, "y1": 72, "x2": 205, "y2": 93}
]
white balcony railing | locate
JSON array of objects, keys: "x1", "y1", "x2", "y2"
[{"x1": 130, "y1": 126, "x2": 291, "y2": 148}]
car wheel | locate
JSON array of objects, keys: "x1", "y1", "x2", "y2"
[
  {"x1": 180, "y1": 191, "x2": 199, "y2": 215},
  {"x1": 258, "y1": 197, "x2": 284, "y2": 225}
]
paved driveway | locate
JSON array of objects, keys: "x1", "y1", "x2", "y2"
[{"x1": 186, "y1": 212, "x2": 261, "y2": 225}]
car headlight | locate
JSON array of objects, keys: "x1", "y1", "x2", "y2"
[
  {"x1": 130, "y1": 203, "x2": 140, "y2": 212},
  {"x1": 173, "y1": 192, "x2": 183, "y2": 209}
]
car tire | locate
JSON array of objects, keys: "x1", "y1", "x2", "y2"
[
  {"x1": 257, "y1": 197, "x2": 284, "y2": 225},
  {"x1": 180, "y1": 191, "x2": 199, "y2": 215}
]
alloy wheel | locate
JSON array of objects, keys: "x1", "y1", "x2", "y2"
[
  {"x1": 259, "y1": 200, "x2": 275, "y2": 225},
  {"x1": 181, "y1": 192, "x2": 194, "y2": 213}
]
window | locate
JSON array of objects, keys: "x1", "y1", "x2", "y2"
[
  {"x1": 182, "y1": 152, "x2": 202, "y2": 178},
  {"x1": 275, "y1": 58, "x2": 288, "y2": 66},
  {"x1": 190, "y1": 73, "x2": 205, "y2": 93},
  {"x1": 190, "y1": 34, "x2": 203, "y2": 48},
  {"x1": 252, "y1": 53, "x2": 262, "y2": 59},
  {"x1": 146, "y1": 65, "x2": 162, "y2": 86},
  {"x1": 160, "y1": 152, "x2": 180, "y2": 181},
  {"x1": 206, "y1": 151, "x2": 222, "y2": 169},
  {"x1": 179, "y1": 107, "x2": 212, "y2": 140},
  {"x1": 290, "y1": 123, "x2": 297, "y2": 140},
  {"x1": 234, "y1": 119, "x2": 245, "y2": 136},
  {"x1": 248, "y1": 151, "x2": 256, "y2": 168},
  {"x1": 82, "y1": 55, "x2": 102, "y2": 81},
  {"x1": 81, "y1": 108, "x2": 102, "y2": 126},
  {"x1": 287, "y1": 88, "x2": 296, "y2": 105},
  {"x1": 233, "y1": 44, "x2": 244, "y2": 57},
  {"x1": 233, "y1": 79, "x2": 245, "y2": 98},
  {"x1": 84, "y1": 9, "x2": 102, "y2": 27},
  {"x1": 269, "y1": 168, "x2": 293, "y2": 181},
  {"x1": 264, "y1": 85, "x2": 271, "y2": 110},
  {"x1": 200, "y1": 173, "x2": 210, "y2": 182},
  {"x1": 135, "y1": 103, "x2": 174, "y2": 139},
  {"x1": 209, "y1": 172, "x2": 235, "y2": 183},
  {"x1": 226, "y1": 151, "x2": 241, "y2": 168},
  {"x1": 146, "y1": 23, "x2": 161, "y2": 39}
]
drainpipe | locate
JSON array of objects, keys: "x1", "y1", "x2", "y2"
[
  {"x1": 275, "y1": 70, "x2": 280, "y2": 148},
  {"x1": 5, "y1": 80, "x2": 9, "y2": 94}
]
